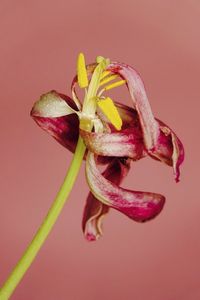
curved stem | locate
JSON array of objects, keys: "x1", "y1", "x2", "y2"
[{"x1": 0, "y1": 136, "x2": 86, "y2": 300}]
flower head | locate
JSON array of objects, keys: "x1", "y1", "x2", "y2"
[{"x1": 31, "y1": 53, "x2": 184, "y2": 241}]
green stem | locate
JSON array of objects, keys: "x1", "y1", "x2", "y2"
[{"x1": 0, "y1": 136, "x2": 86, "y2": 300}]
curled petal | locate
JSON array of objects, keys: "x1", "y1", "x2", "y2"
[
  {"x1": 31, "y1": 91, "x2": 79, "y2": 153},
  {"x1": 82, "y1": 196, "x2": 109, "y2": 241},
  {"x1": 148, "y1": 121, "x2": 184, "y2": 182},
  {"x1": 31, "y1": 90, "x2": 78, "y2": 118},
  {"x1": 83, "y1": 158, "x2": 130, "y2": 241},
  {"x1": 108, "y1": 62, "x2": 160, "y2": 150},
  {"x1": 108, "y1": 63, "x2": 184, "y2": 180},
  {"x1": 171, "y1": 132, "x2": 184, "y2": 182},
  {"x1": 80, "y1": 128, "x2": 145, "y2": 160},
  {"x1": 86, "y1": 153, "x2": 165, "y2": 222}
]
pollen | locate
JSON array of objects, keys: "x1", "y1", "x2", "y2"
[
  {"x1": 97, "y1": 97, "x2": 122, "y2": 130},
  {"x1": 104, "y1": 79, "x2": 126, "y2": 91},
  {"x1": 77, "y1": 53, "x2": 89, "y2": 88}
]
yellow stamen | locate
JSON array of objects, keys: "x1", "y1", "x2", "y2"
[
  {"x1": 97, "y1": 97, "x2": 122, "y2": 130},
  {"x1": 99, "y1": 74, "x2": 118, "y2": 86},
  {"x1": 77, "y1": 53, "x2": 88, "y2": 88},
  {"x1": 100, "y1": 70, "x2": 111, "y2": 79},
  {"x1": 104, "y1": 80, "x2": 126, "y2": 91}
]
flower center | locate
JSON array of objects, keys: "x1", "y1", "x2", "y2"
[{"x1": 76, "y1": 53, "x2": 125, "y2": 132}]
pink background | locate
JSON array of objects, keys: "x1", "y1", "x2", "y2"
[{"x1": 0, "y1": 1, "x2": 199, "y2": 299}]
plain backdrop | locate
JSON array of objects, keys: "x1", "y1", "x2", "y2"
[{"x1": 0, "y1": 1, "x2": 199, "y2": 299}]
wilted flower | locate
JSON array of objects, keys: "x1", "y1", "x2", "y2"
[
  {"x1": 0, "y1": 54, "x2": 185, "y2": 300},
  {"x1": 31, "y1": 54, "x2": 184, "y2": 241}
]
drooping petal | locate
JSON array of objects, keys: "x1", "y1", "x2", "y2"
[
  {"x1": 31, "y1": 90, "x2": 78, "y2": 118},
  {"x1": 108, "y1": 62, "x2": 160, "y2": 150},
  {"x1": 31, "y1": 91, "x2": 79, "y2": 153},
  {"x1": 80, "y1": 128, "x2": 145, "y2": 160},
  {"x1": 82, "y1": 157, "x2": 131, "y2": 241},
  {"x1": 86, "y1": 153, "x2": 165, "y2": 222},
  {"x1": 108, "y1": 63, "x2": 184, "y2": 180}
]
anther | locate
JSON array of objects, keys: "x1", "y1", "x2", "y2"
[
  {"x1": 97, "y1": 97, "x2": 122, "y2": 130},
  {"x1": 77, "y1": 53, "x2": 89, "y2": 88}
]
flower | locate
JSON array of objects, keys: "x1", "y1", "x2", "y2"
[{"x1": 31, "y1": 54, "x2": 184, "y2": 241}]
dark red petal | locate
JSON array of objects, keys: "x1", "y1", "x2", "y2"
[
  {"x1": 86, "y1": 153, "x2": 165, "y2": 222},
  {"x1": 82, "y1": 157, "x2": 131, "y2": 241},
  {"x1": 32, "y1": 115, "x2": 79, "y2": 153},
  {"x1": 115, "y1": 102, "x2": 140, "y2": 130},
  {"x1": 31, "y1": 91, "x2": 79, "y2": 153}
]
